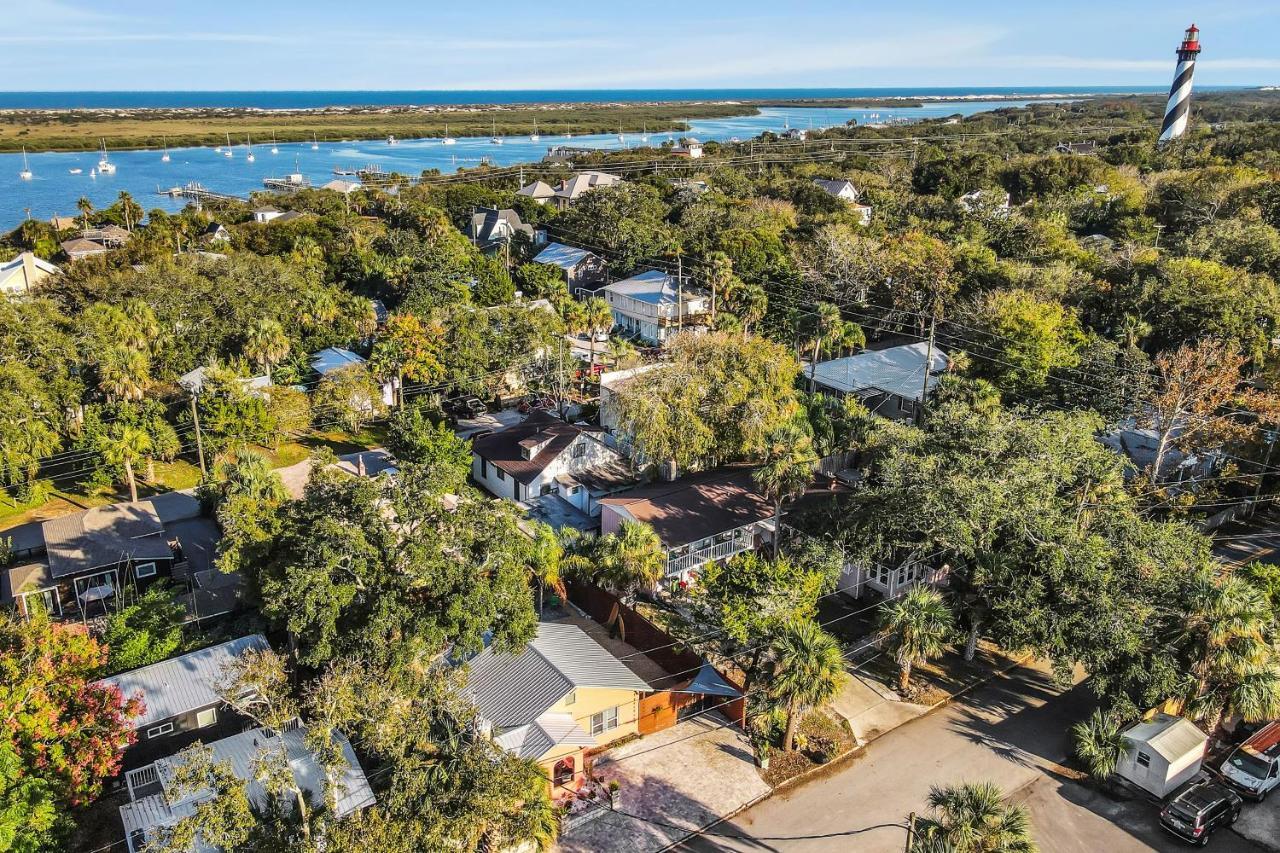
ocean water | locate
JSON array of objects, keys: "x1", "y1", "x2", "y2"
[
  {"x1": 5, "y1": 99, "x2": 1039, "y2": 229},
  {"x1": 0, "y1": 87, "x2": 1174, "y2": 110}
]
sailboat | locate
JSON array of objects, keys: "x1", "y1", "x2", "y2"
[
  {"x1": 565, "y1": 122, "x2": 573, "y2": 139},
  {"x1": 529, "y1": 120, "x2": 540, "y2": 143},
  {"x1": 270, "y1": 132, "x2": 279, "y2": 155},
  {"x1": 641, "y1": 124, "x2": 649, "y2": 143},
  {"x1": 223, "y1": 133, "x2": 233, "y2": 158},
  {"x1": 311, "y1": 133, "x2": 319, "y2": 150},
  {"x1": 441, "y1": 123, "x2": 456, "y2": 145},
  {"x1": 490, "y1": 119, "x2": 502, "y2": 145},
  {"x1": 90, "y1": 168, "x2": 96, "y2": 179},
  {"x1": 68, "y1": 167, "x2": 83, "y2": 175},
  {"x1": 19, "y1": 147, "x2": 32, "y2": 180},
  {"x1": 97, "y1": 138, "x2": 116, "y2": 174},
  {"x1": 245, "y1": 136, "x2": 255, "y2": 163},
  {"x1": 161, "y1": 136, "x2": 170, "y2": 162},
  {"x1": 387, "y1": 134, "x2": 398, "y2": 145},
  {"x1": 617, "y1": 123, "x2": 625, "y2": 144}
]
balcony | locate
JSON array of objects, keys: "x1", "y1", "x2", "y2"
[{"x1": 664, "y1": 525, "x2": 763, "y2": 577}]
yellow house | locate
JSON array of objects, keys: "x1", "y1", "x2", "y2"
[{"x1": 465, "y1": 622, "x2": 651, "y2": 796}]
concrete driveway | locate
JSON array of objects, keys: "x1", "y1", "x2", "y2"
[
  {"x1": 675, "y1": 663, "x2": 1263, "y2": 853},
  {"x1": 557, "y1": 715, "x2": 769, "y2": 853}
]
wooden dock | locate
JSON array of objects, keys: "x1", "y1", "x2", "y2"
[{"x1": 156, "y1": 182, "x2": 246, "y2": 204}]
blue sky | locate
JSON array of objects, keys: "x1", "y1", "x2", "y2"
[{"x1": 3, "y1": 0, "x2": 1279, "y2": 90}]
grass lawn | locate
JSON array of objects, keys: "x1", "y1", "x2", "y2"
[{"x1": 857, "y1": 640, "x2": 1026, "y2": 705}]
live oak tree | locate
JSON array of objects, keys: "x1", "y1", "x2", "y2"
[
  {"x1": 610, "y1": 331, "x2": 803, "y2": 472},
  {"x1": 247, "y1": 462, "x2": 539, "y2": 668}
]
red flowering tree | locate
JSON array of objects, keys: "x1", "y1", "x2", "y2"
[{"x1": 0, "y1": 611, "x2": 143, "y2": 806}]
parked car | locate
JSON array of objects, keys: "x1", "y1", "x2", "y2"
[
  {"x1": 1220, "y1": 720, "x2": 1280, "y2": 801},
  {"x1": 447, "y1": 395, "x2": 487, "y2": 419},
  {"x1": 1159, "y1": 779, "x2": 1242, "y2": 846}
]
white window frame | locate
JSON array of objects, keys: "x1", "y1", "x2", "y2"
[
  {"x1": 195, "y1": 707, "x2": 218, "y2": 728},
  {"x1": 134, "y1": 561, "x2": 157, "y2": 579},
  {"x1": 590, "y1": 706, "x2": 619, "y2": 736},
  {"x1": 17, "y1": 586, "x2": 61, "y2": 618},
  {"x1": 146, "y1": 722, "x2": 175, "y2": 739}
]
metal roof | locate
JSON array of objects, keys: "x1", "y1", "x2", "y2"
[
  {"x1": 809, "y1": 342, "x2": 949, "y2": 402},
  {"x1": 603, "y1": 269, "x2": 709, "y2": 306},
  {"x1": 310, "y1": 347, "x2": 366, "y2": 376},
  {"x1": 1123, "y1": 714, "x2": 1207, "y2": 762},
  {"x1": 93, "y1": 635, "x2": 270, "y2": 728},
  {"x1": 493, "y1": 712, "x2": 596, "y2": 760},
  {"x1": 42, "y1": 501, "x2": 171, "y2": 579},
  {"x1": 466, "y1": 622, "x2": 650, "y2": 729},
  {"x1": 122, "y1": 725, "x2": 374, "y2": 849},
  {"x1": 533, "y1": 242, "x2": 595, "y2": 270}
]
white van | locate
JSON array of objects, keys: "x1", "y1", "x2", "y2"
[{"x1": 1220, "y1": 721, "x2": 1280, "y2": 801}]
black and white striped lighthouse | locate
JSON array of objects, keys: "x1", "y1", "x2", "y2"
[{"x1": 1158, "y1": 24, "x2": 1201, "y2": 144}]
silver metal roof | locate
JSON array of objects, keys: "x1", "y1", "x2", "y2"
[
  {"x1": 466, "y1": 622, "x2": 649, "y2": 729},
  {"x1": 809, "y1": 342, "x2": 949, "y2": 402},
  {"x1": 121, "y1": 725, "x2": 374, "y2": 850},
  {"x1": 493, "y1": 712, "x2": 596, "y2": 759},
  {"x1": 93, "y1": 635, "x2": 270, "y2": 728}
]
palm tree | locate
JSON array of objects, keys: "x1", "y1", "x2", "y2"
[
  {"x1": 120, "y1": 298, "x2": 159, "y2": 352},
  {"x1": 243, "y1": 318, "x2": 290, "y2": 376},
  {"x1": 102, "y1": 424, "x2": 153, "y2": 502},
  {"x1": 297, "y1": 288, "x2": 338, "y2": 329},
  {"x1": 877, "y1": 585, "x2": 954, "y2": 694},
  {"x1": 596, "y1": 520, "x2": 665, "y2": 599},
  {"x1": 1182, "y1": 575, "x2": 1280, "y2": 732},
  {"x1": 704, "y1": 252, "x2": 739, "y2": 323},
  {"x1": 1072, "y1": 708, "x2": 1129, "y2": 784},
  {"x1": 770, "y1": 618, "x2": 848, "y2": 751},
  {"x1": 214, "y1": 448, "x2": 287, "y2": 504},
  {"x1": 582, "y1": 297, "x2": 614, "y2": 369},
  {"x1": 808, "y1": 302, "x2": 842, "y2": 382},
  {"x1": 913, "y1": 782, "x2": 1036, "y2": 853},
  {"x1": 753, "y1": 421, "x2": 817, "y2": 559},
  {"x1": 116, "y1": 191, "x2": 143, "y2": 232},
  {"x1": 734, "y1": 283, "x2": 768, "y2": 336},
  {"x1": 76, "y1": 196, "x2": 93, "y2": 230},
  {"x1": 98, "y1": 346, "x2": 150, "y2": 403}
]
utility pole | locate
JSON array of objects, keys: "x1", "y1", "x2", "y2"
[
  {"x1": 918, "y1": 307, "x2": 937, "y2": 425},
  {"x1": 904, "y1": 813, "x2": 916, "y2": 853},
  {"x1": 676, "y1": 254, "x2": 684, "y2": 332},
  {"x1": 189, "y1": 394, "x2": 207, "y2": 478}
]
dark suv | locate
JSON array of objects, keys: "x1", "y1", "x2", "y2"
[{"x1": 1159, "y1": 780, "x2": 1243, "y2": 846}]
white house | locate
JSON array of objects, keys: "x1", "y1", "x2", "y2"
[
  {"x1": 550, "y1": 171, "x2": 624, "y2": 210},
  {"x1": 813, "y1": 179, "x2": 873, "y2": 225},
  {"x1": 807, "y1": 342, "x2": 949, "y2": 422},
  {"x1": 0, "y1": 252, "x2": 61, "y2": 296},
  {"x1": 602, "y1": 270, "x2": 710, "y2": 345},
  {"x1": 782, "y1": 128, "x2": 808, "y2": 141},
  {"x1": 672, "y1": 138, "x2": 704, "y2": 159},
  {"x1": 1116, "y1": 714, "x2": 1209, "y2": 798},
  {"x1": 310, "y1": 347, "x2": 396, "y2": 407},
  {"x1": 252, "y1": 206, "x2": 284, "y2": 224},
  {"x1": 118, "y1": 724, "x2": 375, "y2": 853},
  {"x1": 321, "y1": 178, "x2": 362, "y2": 194},
  {"x1": 598, "y1": 363, "x2": 663, "y2": 448},
  {"x1": 470, "y1": 410, "x2": 634, "y2": 517}
]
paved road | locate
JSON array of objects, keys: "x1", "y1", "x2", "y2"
[{"x1": 674, "y1": 663, "x2": 1262, "y2": 853}]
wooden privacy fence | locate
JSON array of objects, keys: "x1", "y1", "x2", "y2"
[{"x1": 567, "y1": 580, "x2": 747, "y2": 731}]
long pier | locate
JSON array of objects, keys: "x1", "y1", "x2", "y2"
[{"x1": 155, "y1": 182, "x2": 247, "y2": 204}]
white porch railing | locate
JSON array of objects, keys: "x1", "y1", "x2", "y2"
[
  {"x1": 665, "y1": 528, "x2": 759, "y2": 577},
  {"x1": 125, "y1": 763, "x2": 160, "y2": 801}
]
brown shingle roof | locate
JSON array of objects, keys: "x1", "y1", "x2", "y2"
[
  {"x1": 42, "y1": 501, "x2": 171, "y2": 578},
  {"x1": 598, "y1": 467, "x2": 776, "y2": 548},
  {"x1": 471, "y1": 411, "x2": 601, "y2": 486}
]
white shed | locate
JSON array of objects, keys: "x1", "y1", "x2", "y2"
[{"x1": 1116, "y1": 713, "x2": 1208, "y2": 798}]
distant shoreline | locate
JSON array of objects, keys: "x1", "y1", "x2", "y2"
[{"x1": 0, "y1": 94, "x2": 1125, "y2": 153}]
